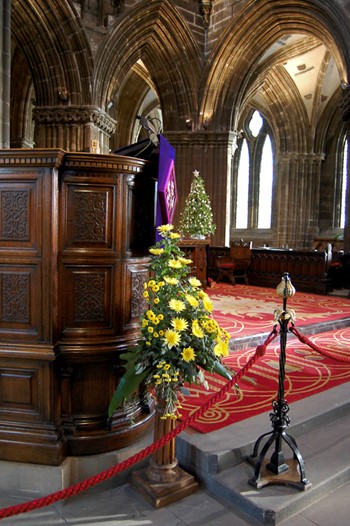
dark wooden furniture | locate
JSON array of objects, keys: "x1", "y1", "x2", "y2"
[
  {"x1": 0, "y1": 149, "x2": 157, "y2": 465},
  {"x1": 247, "y1": 248, "x2": 332, "y2": 294},
  {"x1": 178, "y1": 239, "x2": 208, "y2": 287},
  {"x1": 208, "y1": 246, "x2": 332, "y2": 294}
]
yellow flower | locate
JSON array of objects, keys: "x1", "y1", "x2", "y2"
[
  {"x1": 189, "y1": 277, "x2": 201, "y2": 288},
  {"x1": 169, "y1": 299, "x2": 186, "y2": 312},
  {"x1": 202, "y1": 295, "x2": 213, "y2": 312},
  {"x1": 214, "y1": 340, "x2": 229, "y2": 357},
  {"x1": 146, "y1": 310, "x2": 156, "y2": 320},
  {"x1": 152, "y1": 285, "x2": 160, "y2": 292},
  {"x1": 154, "y1": 297, "x2": 160, "y2": 304},
  {"x1": 178, "y1": 257, "x2": 192, "y2": 265},
  {"x1": 143, "y1": 290, "x2": 149, "y2": 298},
  {"x1": 164, "y1": 276, "x2": 179, "y2": 285},
  {"x1": 148, "y1": 280, "x2": 156, "y2": 287},
  {"x1": 185, "y1": 294, "x2": 199, "y2": 308},
  {"x1": 164, "y1": 329, "x2": 181, "y2": 348},
  {"x1": 148, "y1": 326, "x2": 154, "y2": 333},
  {"x1": 158, "y1": 314, "x2": 164, "y2": 321},
  {"x1": 149, "y1": 248, "x2": 164, "y2": 255},
  {"x1": 168, "y1": 259, "x2": 183, "y2": 269},
  {"x1": 157, "y1": 224, "x2": 174, "y2": 233},
  {"x1": 170, "y1": 232, "x2": 181, "y2": 239},
  {"x1": 171, "y1": 317, "x2": 188, "y2": 332},
  {"x1": 181, "y1": 347, "x2": 196, "y2": 362},
  {"x1": 192, "y1": 320, "x2": 204, "y2": 338}
]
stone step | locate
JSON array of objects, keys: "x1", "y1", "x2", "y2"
[{"x1": 177, "y1": 381, "x2": 350, "y2": 525}]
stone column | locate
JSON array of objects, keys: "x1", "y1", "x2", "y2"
[
  {"x1": 340, "y1": 85, "x2": 350, "y2": 252},
  {"x1": 0, "y1": 0, "x2": 11, "y2": 148},
  {"x1": 275, "y1": 152, "x2": 324, "y2": 249},
  {"x1": 33, "y1": 105, "x2": 117, "y2": 153},
  {"x1": 165, "y1": 131, "x2": 236, "y2": 246}
]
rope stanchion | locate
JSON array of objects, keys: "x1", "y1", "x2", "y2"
[
  {"x1": 290, "y1": 325, "x2": 350, "y2": 362},
  {"x1": 0, "y1": 329, "x2": 277, "y2": 521}
]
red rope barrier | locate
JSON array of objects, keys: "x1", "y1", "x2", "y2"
[
  {"x1": 0, "y1": 329, "x2": 277, "y2": 520},
  {"x1": 290, "y1": 325, "x2": 350, "y2": 362}
]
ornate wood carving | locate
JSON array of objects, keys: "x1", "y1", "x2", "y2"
[{"x1": 0, "y1": 149, "x2": 156, "y2": 464}]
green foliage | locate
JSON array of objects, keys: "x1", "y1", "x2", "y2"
[
  {"x1": 179, "y1": 170, "x2": 216, "y2": 237},
  {"x1": 108, "y1": 224, "x2": 232, "y2": 420}
]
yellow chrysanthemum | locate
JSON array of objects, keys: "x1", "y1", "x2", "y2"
[
  {"x1": 192, "y1": 320, "x2": 204, "y2": 338},
  {"x1": 170, "y1": 232, "x2": 181, "y2": 239},
  {"x1": 154, "y1": 297, "x2": 160, "y2": 304},
  {"x1": 164, "y1": 276, "x2": 179, "y2": 285},
  {"x1": 185, "y1": 294, "x2": 199, "y2": 308},
  {"x1": 214, "y1": 340, "x2": 229, "y2": 357},
  {"x1": 146, "y1": 310, "x2": 156, "y2": 320},
  {"x1": 164, "y1": 329, "x2": 181, "y2": 348},
  {"x1": 148, "y1": 280, "x2": 156, "y2": 287},
  {"x1": 202, "y1": 295, "x2": 213, "y2": 312},
  {"x1": 178, "y1": 257, "x2": 192, "y2": 265},
  {"x1": 149, "y1": 248, "x2": 164, "y2": 255},
  {"x1": 143, "y1": 291, "x2": 149, "y2": 298},
  {"x1": 168, "y1": 299, "x2": 186, "y2": 312},
  {"x1": 171, "y1": 317, "x2": 188, "y2": 332},
  {"x1": 157, "y1": 224, "x2": 173, "y2": 233},
  {"x1": 181, "y1": 347, "x2": 196, "y2": 362},
  {"x1": 189, "y1": 277, "x2": 201, "y2": 288},
  {"x1": 168, "y1": 259, "x2": 183, "y2": 269}
]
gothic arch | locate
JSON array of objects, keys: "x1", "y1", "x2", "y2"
[
  {"x1": 12, "y1": 0, "x2": 93, "y2": 106},
  {"x1": 200, "y1": 0, "x2": 350, "y2": 132},
  {"x1": 93, "y1": 0, "x2": 203, "y2": 131}
]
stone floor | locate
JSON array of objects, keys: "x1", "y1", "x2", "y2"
[
  {"x1": 1, "y1": 381, "x2": 350, "y2": 525},
  {"x1": 0, "y1": 467, "x2": 349, "y2": 525}
]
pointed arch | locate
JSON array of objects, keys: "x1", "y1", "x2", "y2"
[
  {"x1": 12, "y1": 0, "x2": 93, "y2": 105},
  {"x1": 200, "y1": 0, "x2": 350, "y2": 131},
  {"x1": 93, "y1": 0, "x2": 203, "y2": 131}
]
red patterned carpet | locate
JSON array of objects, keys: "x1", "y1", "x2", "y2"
[
  {"x1": 207, "y1": 283, "x2": 350, "y2": 339},
  {"x1": 179, "y1": 284, "x2": 350, "y2": 433}
]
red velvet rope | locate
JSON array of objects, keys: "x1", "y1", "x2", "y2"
[
  {"x1": 290, "y1": 325, "x2": 350, "y2": 362},
  {"x1": 0, "y1": 329, "x2": 278, "y2": 520}
]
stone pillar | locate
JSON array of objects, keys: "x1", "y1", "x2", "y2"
[
  {"x1": 165, "y1": 131, "x2": 236, "y2": 246},
  {"x1": 275, "y1": 152, "x2": 324, "y2": 249},
  {"x1": 340, "y1": 85, "x2": 350, "y2": 252},
  {"x1": 0, "y1": 0, "x2": 11, "y2": 148},
  {"x1": 33, "y1": 105, "x2": 117, "y2": 153}
]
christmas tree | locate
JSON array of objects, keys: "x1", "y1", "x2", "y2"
[{"x1": 179, "y1": 170, "x2": 216, "y2": 238}]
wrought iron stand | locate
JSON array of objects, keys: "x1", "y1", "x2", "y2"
[{"x1": 248, "y1": 273, "x2": 312, "y2": 490}]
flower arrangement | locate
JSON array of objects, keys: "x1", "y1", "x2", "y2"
[{"x1": 108, "y1": 224, "x2": 232, "y2": 420}]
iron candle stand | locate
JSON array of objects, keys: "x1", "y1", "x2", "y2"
[{"x1": 248, "y1": 273, "x2": 311, "y2": 490}]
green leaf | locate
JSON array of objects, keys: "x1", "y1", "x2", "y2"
[
  {"x1": 212, "y1": 361, "x2": 232, "y2": 381},
  {"x1": 108, "y1": 365, "x2": 150, "y2": 418}
]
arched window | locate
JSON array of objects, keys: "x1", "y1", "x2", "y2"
[
  {"x1": 340, "y1": 138, "x2": 348, "y2": 229},
  {"x1": 234, "y1": 111, "x2": 274, "y2": 230}
]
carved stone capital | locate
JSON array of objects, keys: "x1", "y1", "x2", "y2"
[{"x1": 33, "y1": 105, "x2": 117, "y2": 135}]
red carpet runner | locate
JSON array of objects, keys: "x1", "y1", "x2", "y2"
[
  {"x1": 179, "y1": 327, "x2": 350, "y2": 433},
  {"x1": 207, "y1": 283, "x2": 350, "y2": 338}
]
